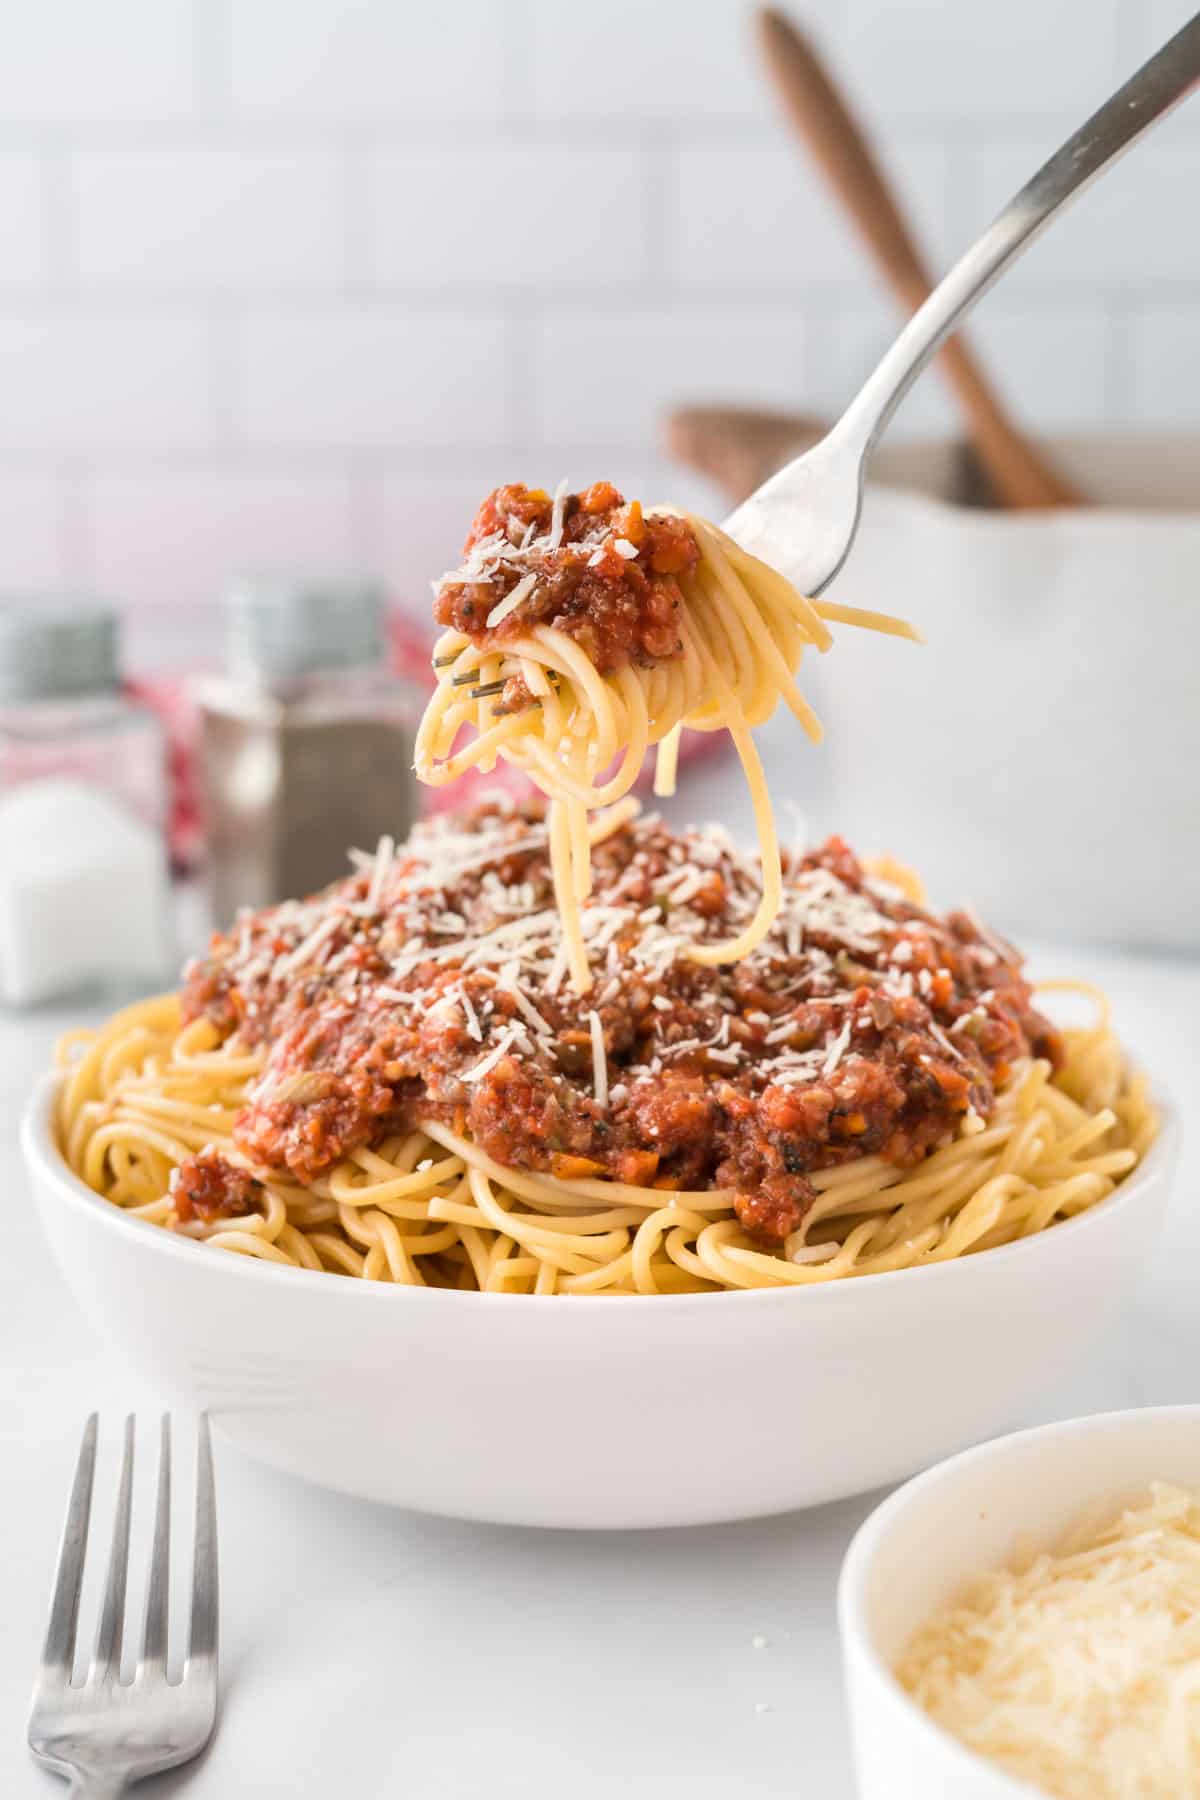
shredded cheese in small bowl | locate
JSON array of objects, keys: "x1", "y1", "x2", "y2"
[{"x1": 897, "y1": 1483, "x2": 1200, "y2": 1799}]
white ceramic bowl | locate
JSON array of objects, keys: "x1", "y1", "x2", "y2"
[
  {"x1": 24, "y1": 1077, "x2": 1177, "y2": 1530},
  {"x1": 839, "y1": 1403, "x2": 1200, "y2": 1800}
]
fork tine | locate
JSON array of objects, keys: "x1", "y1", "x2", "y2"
[
  {"x1": 91, "y1": 1414, "x2": 135, "y2": 1681},
  {"x1": 140, "y1": 1415, "x2": 171, "y2": 1675},
  {"x1": 40, "y1": 1413, "x2": 98, "y2": 1677},
  {"x1": 187, "y1": 1416, "x2": 218, "y2": 1672},
  {"x1": 447, "y1": 664, "x2": 559, "y2": 703}
]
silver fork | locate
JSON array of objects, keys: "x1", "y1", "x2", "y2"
[
  {"x1": 28, "y1": 1415, "x2": 219, "y2": 1798},
  {"x1": 434, "y1": 24, "x2": 1200, "y2": 708},
  {"x1": 725, "y1": 13, "x2": 1200, "y2": 596}
]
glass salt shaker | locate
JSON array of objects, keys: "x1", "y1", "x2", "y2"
[
  {"x1": 195, "y1": 577, "x2": 422, "y2": 929},
  {"x1": 0, "y1": 601, "x2": 172, "y2": 1009}
]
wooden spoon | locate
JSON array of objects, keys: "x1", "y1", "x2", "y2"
[
  {"x1": 665, "y1": 402, "x2": 991, "y2": 510},
  {"x1": 665, "y1": 404, "x2": 828, "y2": 504},
  {"x1": 756, "y1": 7, "x2": 1083, "y2": 510}
]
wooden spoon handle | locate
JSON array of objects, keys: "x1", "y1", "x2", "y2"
[
  {"x1": 665, "y1": 404, "x2": 829, "y2": 503},
  {"x1": 756, "y1": 7, "x2": 1082, "y2": 510}
]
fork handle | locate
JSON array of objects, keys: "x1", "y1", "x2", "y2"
[
  {"x1": 756, "y1": 7, "x2": 1080, "y2": 509},
  {"x1": 836, "y1": 11, "x2": 1200, "y2": 467}
]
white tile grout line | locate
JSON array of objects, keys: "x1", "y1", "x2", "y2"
[
  {"x1": 347, "y1": 460, "x2": 383, "y2": 576},
  {"x1": 338, "y1": 142, "x2": 372, "y2": 293},
  {"x1": 41, "y1": 143, "x2": 74, "y2": 295},
  {"x1": 58, "y1": 465, "x2": 92, "y2": 592},
  {"x1": 191, "y1": 0, "x2": 230, "y2": 124},
  {"x1": 206, "y1": 314, "x2": 241, "y2": 450}
]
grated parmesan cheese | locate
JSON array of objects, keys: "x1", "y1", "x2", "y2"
[
  {"x1": 821, "y1": 1018, "x2": 853, "y2": 1078},
  {"x1": 364, "y1": 833, "x2": 395, "y2": 913},
  {"x1": 460, "y1": 988, "x2": 483, "y2": 1042},
  {"x1": 497, "y1": 961, "x2": 553, "y2": 1038},
  {"x1": 461, "y1": 1027, "x2": 517, "y2": 1084},
  {"x1": 485, "y1": 570, "x2": 538, "y2": 630},
  {"x1": 784, "y1": 1238, "x2": 840, "y2": 1266},
  {"x1": 898, "y1": 1483, "x2": 1200, "y2": 1799},
  {"x1": 547, "y1": 476, "x2": 569, "y2": 549},
  {"x1": 588, "y1": 1009, "x2": 608, "y2": 1108},
  {"x1": 929, "y1": 1021, "x2": 965, "y2": 1064},
  {"x1": 274, "y1": 912, "x2": 342, "y2": 979}
]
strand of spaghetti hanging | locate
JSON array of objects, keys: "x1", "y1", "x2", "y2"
[{"x1": 414, "y1": 481, "x2": 918, "y2": 995}]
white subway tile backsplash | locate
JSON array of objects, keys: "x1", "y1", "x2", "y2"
[
  {"x1": 1120, "y1": 0, "x2": 1200, "y2": 97},
  {"x1": 121, "y1": 604, "x2": 222, "y2": 672},
  {"x1": 0, "y1": 477, "x2": 69, "y2": 588},
  {"x1": 965, "y1": 141, "x2": 1200, "y2": 285},
  {"x1": 238, "y1": 311, "x2": 510, "y2": 449},
  {"x1": 969, "y1": 304, "x2": 1118, "y2": 428},
  {"x1": 583, "y1": 457, "x2": 727, "y2": 528},
  {"x1": 0, "y1": 0, "x2": 1192, "y2": 621},
  {"x1": 530, "y1": 0, "x2": 764, "y2": 121},
  {"x1": 0, "y1": 156, "x2": 50, "y2": 289},
  {"x1": 533, "y1": 306, "x2": 811, "y2": 448},
  {"x1": 0, "y1": 314, "x2": 215, "y2": 451},
  {"x1": 369, "y1": 146, "x2": 648, "y2": 288},
  {"x1": 528, "y1": 0, "x2": 867, "y2": 122},
  {"x1": 1128, "y1": 308, "x2": 1200, "y2": 426},
  {"x1": 0, "y1": 0, "x2": 198, "y2": 123},
  {"x1": 371, "y1": 457, "x2": 725, "y2": 616},
  {"x1": 227, "y1": 0, "x2": 505, "y2": 121},
  {"x1": 669, "y1": 139, "x2": 952, "y2": 289},
  {"x1": 83, "y1": 470, "x2": 359, "y2": 613},
  {"x1": 71, "y1": 149, "x2": 344, "y2": 291},
  {"x1": 371, "y1": 464, "x2": 525, "y2": 615},
  {"x1": 809, "y1": 293, "x2": 959, "y2": 439},
  {"x1": 816, "y1": 296, "x2": 1118, "y2": 442},
  {"x1": 839, "y1": 0, "x2": 1122, "y2": 122}
]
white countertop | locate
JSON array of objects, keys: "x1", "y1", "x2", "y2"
[{"x1": 1, "y1": 942, "x2": 1196, "y2": 1800}]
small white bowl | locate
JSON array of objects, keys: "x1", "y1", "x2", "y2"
[
  {"x1": 839, "y1": 1403, "x2": 1200, "y2": 1799},
  {"x1": 24, "y1": 1076, "x2": 1177, "y2": 1530}
]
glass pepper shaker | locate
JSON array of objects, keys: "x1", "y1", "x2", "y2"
[{"x1": 195, "y1": 577, "x2": 422, "y2": 929}]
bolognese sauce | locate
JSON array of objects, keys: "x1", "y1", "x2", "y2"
[
  {"x1": 433, "y1": 482, "x2": 698, "y2": 679},
  {"x1": 178, "y1": 801, "x2": 1061, "y2": 1250},
  {"x1": 173, "y1": 1145, "x2": 259, "y2": 1225}
]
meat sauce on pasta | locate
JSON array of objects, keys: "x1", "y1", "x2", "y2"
[{"x1": 179, "y1": 801, "x2": 1061, "y2": 1245}]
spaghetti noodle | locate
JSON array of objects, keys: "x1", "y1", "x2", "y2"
[
  {"x1": 57, "y1": 807, "x2": 1156, "y2": 1296},
  {"x1": 416, "y1": 482, "x2": 916, "y2": 994}
]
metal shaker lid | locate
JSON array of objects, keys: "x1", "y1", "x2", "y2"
[
  {"x1": 225, "y1": 577, "x2": 387, "y2": 683},
  {"x1": 0, "y1": 600, "x2": 120, "y2": 704}
]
